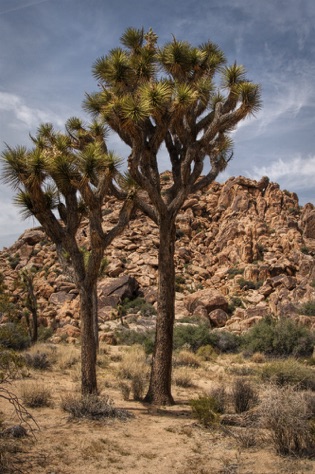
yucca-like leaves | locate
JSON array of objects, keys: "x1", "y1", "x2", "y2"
[
  {"x1": 139, "y1": 81, "x2": 173, "y2": 111},
  {"x1": 116, "y1": 171, "x2": 139, "y2": 193},
  {"x1": 46, "y1": 152, "x2": 78, "y2": 191},
  {"x1": 159, "y1": 39, "x2": 195, "y2": 78},
  {"x1": 130, "y1": 48, "x2": 156, "y2": 82},
  {"x1": 172, "y1": 83, "x2": 199, "y2": 111},
  {"x1": 199, "y1": 41, "x2": 226, "y2": 71},
  {"x1": 193, "y1": 77, "x2": 214, "y2": 107},
  {"x1": 24, "y1": 149, "x2": 47, "y2": 188},
  {"x1": 1, "y1": 146, "x2": 30, "y2": 189},
  {"x1": 77, "y1": 143, "x2": 112, "y2": 181},
  {"x1": 83, "y1": 91, "x2": 111, "y2": 118},
  {"x1": 14, "y1": 185, "x2": 58, "y2": 220},
  {"x1": 120, "y1": 27, "x2": 144, "y2": 52},
  {"x1": 66, "y1": 117, "x2": 84, "y2": 133},
  {"x1": 222, "y1": 63, "x2": 247, "y2": 88},
  {"x1": 120, "y1": 96, "x2": 151, "y2": 124},
  {"x1": 92, "y1": 49, "x2": 131, "y2": 85},
  {"x1": 238, "y1": 82, "x2": 262, "y2": 115}
]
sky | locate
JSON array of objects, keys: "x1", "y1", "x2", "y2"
[{"x1": 0, "y1": 0, "x2": 314, "y2": 248}]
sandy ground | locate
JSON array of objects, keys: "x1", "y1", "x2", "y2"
[{"x1": 1, "y1": 344, "x2": 315, "y2": 474}]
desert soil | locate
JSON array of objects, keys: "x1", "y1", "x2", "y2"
[{"x1": 1, "y1": 343, "x2": 315, "y2": 474}]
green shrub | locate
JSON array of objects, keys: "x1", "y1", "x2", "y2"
[
  {"x1": 228, "y1": 296, "x2": 244, "y2": 314},
  {"x1": 241, "y1": 316, "x2": 315, "y2": 357},
  {"x1": 260, "y1": 358, "x2": 315, "y2": 390},
  {"x1": 190, "y1": 395, "x2": 220, "y2": 427},
  {"x1": 196, "y1": 345, "x2": 217, "y2": 361},
  {"x1": 299, "y1": 299, "x2": 315, "y2": 316},
  {"x1": 119, "y1": 297, "x2": 156, "y2": 317},
  {"x1": 173, "y1": 324, "x2": 240, "y2": 353},
  {"x1": 238, "y1": 278, "x2": 263, "y2": 290},
  {"x1": 0, "y1": 323, "x2": 31, "y2": 351},
  {"x1": 37, "y1": 326, "x2": 54, "y2": 342},
  {"x1": 115, "y1": 328, "x2": 155, "y2": 354},
  {"x1": 227, "y1": 267, "x2": 244, "y2": 278}
]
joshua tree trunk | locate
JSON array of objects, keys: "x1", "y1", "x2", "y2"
[
  {"x1": 80, "y1": 283, "x2": 98, "y2": 395},
  {"x1": 144, "y1": 217, "x2": 176, "y2": 405}
]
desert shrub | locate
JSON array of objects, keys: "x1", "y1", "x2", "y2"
[
  {"x1": 190, "y1": 395, "x2": 220, "y2": 427},
  {"x1": 260, "y1": 386, "x2": 315, "y2": 457},
  {"x1": 208, "y1": 385, "x2": 226, "y2": 414},
  {"x1": 173, "y1": 324, "x2": 240, "y2": 353},
  {"x1": 241, "y1": 316, "x2": 315, "y2": 357},
  {"x1": 20, "y1": 382, "x2": 52, "y2": 408},
  {"x1": 173, "y1": 368, "x2": 195, "y2": 388},
  {"x1": 173, "y1": 349, "x2": 201, "y2": 368},
  {"x1": 227, "y1": 267, "x2": 244, "y2": 278},
  {"x1": 118, "y1": 382, "x2": 131, "y2": 401},
  {"x1": 227, "y1": 296, "x2": 244, "y2": 314},
  {"x1": 173, "y1": 324, "x2": 211, "y2": 352},
  {"x1": 61, "y1": 394, "x2": 132, "y2": 420},
  {"x1": 299, "y1": 299, "x2": 315, "y2": 316},
  {"x1": 231, "y1": 378, "x2": 258, "y2": 413},
  {"x1": 117, "y1": 345, "x2": 148, "y2": 400},
  {"x1": 238, "y1": 278, "x2": 262, "y2": 290},
  {"x1": 24, "y1": 351, "x2": 51, "y2": 370},
  {"x1": 37, "y1": 326, "x2": 53, "y2": 342},
  {"x1": 260, "y1": 358, "x2": 315, "y2": 390},
  {"x1": 119, "y1": 297, "x2": 156, "y2": 317},
  {"x1": 0, "y1": 323, "x2": 30, "y2": 351},
  {"x1": 115, "y1": 328, "x2": 155, "y2": 354},
  {"x1": 196, "y1": 344, "x2": 217, "y2": 361}
]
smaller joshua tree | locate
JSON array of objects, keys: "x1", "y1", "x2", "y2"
[{"x1": 1, "y1": 118, "x2": 135, "y2": 395}]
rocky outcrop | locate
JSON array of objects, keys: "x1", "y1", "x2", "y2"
[{"x1": 1, "y1": 175, "x2": 315, "y2": 340}]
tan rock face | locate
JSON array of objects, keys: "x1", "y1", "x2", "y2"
[{"x1": 1, "y1": 175, "x2": 315, "y2": 339}]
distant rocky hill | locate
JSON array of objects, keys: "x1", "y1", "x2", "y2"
[{"x1": 1, "y1": 174, "x2": 315, "y2": 342}]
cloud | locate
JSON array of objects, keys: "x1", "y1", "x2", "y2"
[
  {"x1": 0, "y1": 0, "x2": 51, "y2": 16},
  {"x1": 0, "y1": 92, "x2": 65, "y2": 129},
  {"x1": 252, "y1": 154, "x2": 315, "y2": 192}
]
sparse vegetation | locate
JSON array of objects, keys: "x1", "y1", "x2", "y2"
[
  {"x1": 0, "y1": 323, "x2": 31, "y2": 351},
  {"x1": 61, "y1": 394, "x2": 132, "y2": 420},
  {"x1": 259, "y1": 358, "x2": 315, "y2": 390},
  {"x1": 231, "y1": 378, "x2": 258, "y2": 413},
  {"x1": 299, "y1": 299, "x2": 315, "y2": 316},
  {"x1": 190, "y1": 395, "x2": 221, "y2": 427},
  {"x1": 20, "y1": 382, "x2": 53, "y2": 408},
  {"x1": 260, "y1": 386, "x2": 315, "y2": 457},
  {"x1": 241, "y1": 316, "x2": 315, "y2": 356}
]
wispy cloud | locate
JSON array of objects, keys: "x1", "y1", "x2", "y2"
[
  {"x1": 0, "y1": 91, "x2": 65, "y2": 129},
  {"x1": 0, "y1": 0, "x2": 51, "y2": 16},
  {"x1": 252, "y1": 154, "x2": 315, "y2": 192}
]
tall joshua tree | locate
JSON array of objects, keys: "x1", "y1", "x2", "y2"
[
  {"x1": 84, "y1": 27, "x2": 262, "y2": 404},
  {"x1": 1, "y1": 118, "x2": 135, "y2": 395}
]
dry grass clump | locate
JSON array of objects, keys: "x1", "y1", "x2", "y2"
[
  {"x1": 173, "y1": 350, "x2": 201, "y2": 368},
  {"x1": 116, "y1": 345, "x2": 148, "y2": 400},
  {"x1": 56, "y1": 346, "x2": 80, "y2": 370},
  {"x1": 20, "y1": 382, "x2": 53, "y2": 408},
  {"x1": 173, "y1": 368, "x2": 195, "y2": 388},
  {"x1": 23, "y1": 343, "x2": 57, "y2": 370},
  {"x1": 231, "y1": 378, "x2": 259, "y2": 414},
  {"x1": 61, "y1": 394, "x2": 133, "y2": 421},
  {"x1": 260, "y1": 386, "x2": 315, "y2": 457},
  {"x1": 208, "y1": 385, "x2": 227, "y2": 414}
]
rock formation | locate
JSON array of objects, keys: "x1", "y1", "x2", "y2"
[{"x1": 1, "y1": 175, "x2": 315, "y2": 342}]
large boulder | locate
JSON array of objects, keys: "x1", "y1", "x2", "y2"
[
  {"x1": 184, "y1": 289, "x2": 228, "y2": 315},
  {"x1": 98, "y1": 275, "x2": 140, "y2": 308}
]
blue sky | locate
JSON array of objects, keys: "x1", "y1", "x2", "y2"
[{"x1": 0, "y1": 0, "x2": 315, "y2": 248}]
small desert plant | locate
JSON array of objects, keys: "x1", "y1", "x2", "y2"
[
  {"x1": 118, "y1": 382, "x2": 131, "y2": 401},
  {"x1": 299, "y1": 299, "x2": 315, "y2": 316},
  {"x1": 0, "y1": 323, "x2": 30, "y2": 351},
  {"x1": 208, "y1": 385, "x2": 227, "y2": 414},
  {"x1": 173, "y1": 368, "x2": 194, "y2": 388},
  {"x1": 260, "y1": 386, "x2": 315, "y2": 457},
  {"x1": 61, "y1": 394, "x2": 132, "y2": 420},
  {"x1": 190, "y1": 395, "x2": 220, "y2": 427},
  {"x1": 131, "y1": 374, "x2": 145, "y2": 401},
  {"x1": 24, "y1": 351, "x2": 51, "y2": 370},
  {"x1": 119, "y1": 297, "x2": 156, "y2": 317},
  {"x1": 260, "y1": 358, "x2": 315, "y2": 390},
  {"x1": 115, "y1": 328, "x2": 155, "y2": 354},
  {"x1": 173, "y1": 349, "x2": 201, "y2": 368},
  {"x1": 227, "y1": 267, "x2": 244, "y2": 278},
  {"x1": 37, "y1": 325, "x2": 54, "y2": 342},
  {"x1": 196, "y1": 344, "x2": 217, "y2": 361},
  {"x1": 20, "y1": 382, "x2": 52, "y2": 408},
  {"x1": 231, "y1": 378, "x2": 258, "y2": 413},
  {"x1": 117, "y1": 345, "x2": 148, "y2": 400}
]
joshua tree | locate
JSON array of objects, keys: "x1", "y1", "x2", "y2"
[
  {"x1": 84, "y1": 27, "x2": 261, "y2": 405},
  {"x1": 1, "y1": 118, "x2": 135, "y2": 395}
]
